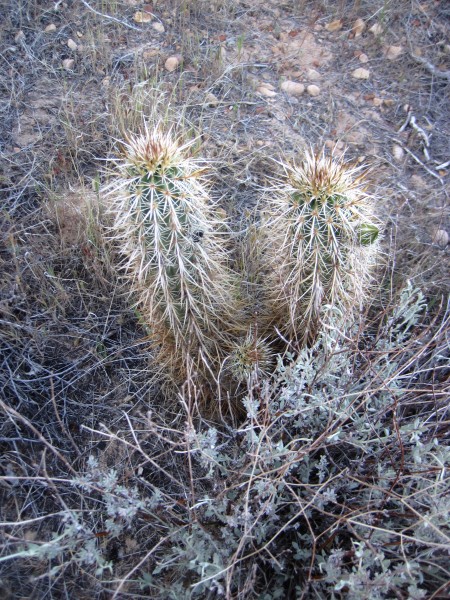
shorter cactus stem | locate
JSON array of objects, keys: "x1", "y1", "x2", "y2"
[
  {"x1": 265, "y1": 148, "x2": 380, "y2": 345},
  {"x1": 227, "y1": 329, "x2": 275, "y2": 384}
]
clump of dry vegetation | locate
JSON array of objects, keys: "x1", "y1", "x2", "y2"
[{"x1": 1, "y1": 1, "x2": 448, "y2": 599}]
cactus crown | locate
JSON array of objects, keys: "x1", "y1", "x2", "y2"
[{"x1": 286, "y1": 150, "x2": 378, "y2": 249}]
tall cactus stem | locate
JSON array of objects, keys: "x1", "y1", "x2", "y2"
[{"x1": 104, "y1": 125, "x2": 235, "y2": 381}]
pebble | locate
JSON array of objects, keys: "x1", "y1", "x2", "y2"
[
  {"x1": 281, "y1": 81, "x2": 305, "y2": 96},
  {"x1": 384, "y1": 45, "x2": 403, "y2": 60},
  {"x1": 152, "y1": 22, "x2": 165, "y2": 33},
  {"x1": 165, "y1": 56, "x2": 180, "y2": 72},
  {"x1": 307, "y1": 84, "x2": 320, "y2": 97},
  {"x1": 45, "y1": 23, "x2": 57, "y2": 32},
  {"x1": 432, "y1": 229, "x2": 449, "y2": 247},
  {"x1": 325, "y1": 19, "x2": 343, "y2": 32},
  {"x1": 392, "y1": 144, "x2": 404, "y2": 162},
  {"x1": 307, "y1": 68, "x2": 321, "y2": 80},
  {"x1": 67, "y1": 38, "x2": 78, "y2": 51},
  {"x1": 352, "y1": 18, "x2": 366, "y2": 37},
  {"x1": 62, "y1": 58, "x2": 75, "y2": 70},
  {"x1": 369, "y1": 23, "x2": 383, "y2": 36},
  {"x1": 257, "y1": 85, "x2": 277, "y2": 97},
  {"x1": 359, "y1": 53, "x2": 369, "y2": 63},
  {"x1": 352, "y1": 67, "x2": 370, "y2": 79}
]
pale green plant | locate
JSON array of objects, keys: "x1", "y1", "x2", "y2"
[
  {"x1": 263, "y1": 149, "x2": 380, "y2": 345},
  {"x1": 104, "y1": 125, "x2": 236, "y2": 380}
]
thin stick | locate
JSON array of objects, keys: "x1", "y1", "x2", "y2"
[
  {"x1": 410, "y1": 52, "x2": 450, "y2": 82},
  {"x1": 392, "y1": 138, "x2": 444, "y2": 183}
]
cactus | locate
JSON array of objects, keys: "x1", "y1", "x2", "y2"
[
  {"x1": 264, "y1": 149, "x2": 380, "y2": 345},
  {"x1": 227, "y1": 330, "x2": 275, "y2": 384},
  {"x1": 105, "y1": 125, "x2": 234, "y2": 379}
]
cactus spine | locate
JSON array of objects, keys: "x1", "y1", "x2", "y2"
[
  {"x1": 265, "y1": 149, "x2": 380, "y2": 345},
  {"x1": 106, "y1": 126, "x2": 234, "y2": 379}
]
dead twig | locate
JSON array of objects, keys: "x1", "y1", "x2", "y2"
[
  {"x1": 392, "y1": 138, "x2": 444, "y2": 182},
  {"x1": 409, "y1": 52, "x2": 450, "y2": 82},
  {"x1": 409, "y1": 115, "x2": 431, "y2": 161}
]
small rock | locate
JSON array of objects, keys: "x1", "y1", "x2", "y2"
[
  {"x1": 281, "y1": 81, "x2": 305, "y2": 96},
  {"x1": 392, "y1": 144, "x2": 404, "y2": 162},
  {"x1": 307, "y1": 68, "x2": 321, "y2": 80},
  {"x1": 102, "y1": 76, "x2": 111, "y2": 87},
  {"x1": 359, "y1": 53, "x2": 369, "y2": 63},
  {"x1": 45, "y1": 23, "x2": 57, "y2": 33},
  {"x1": 76, "y1": 31, "x2": 83, "y2": 38},
  {"x1": 325, "y1": 140, "x2": 345, "y2": 151},
  {"x1": 152, "y1": 21, "x2": 165, "y2": 33},
  {"x1": 369, "y1": 23, "x2": 383, "y2": 36},
  {"x1": 373, "y1": 97, "x2": 383, "y2": 107},
  {"x1": 62, "y1": 58, "x2": 75, "y2": 70},
  {"x1": 352, "y1": 18, "x2": 366, "y2": 37},
  {"x1": 67, "y1": 38, "x2": 78, "y2": 51},
  {"x1": 307, "y1": 84, "x2": 320, "y2": 97},
  {"x1": 410, "y1": 174, "x2": 426, "y2": 189},
  {"x1": 432, "y1": 229, "x2": 449, "y2": 248},
  {"x1": 143, "y1": 48, "x2": 159, "y2": 59},
  {"x1": 204, "y1": 92, "x2": 219, "y2": 106},
  {"x1": 352, "y1": 67, "x2": 370, "y2": 79},
  {"x1": 384, "y1": 45, "x2": 403, "y2": 60},
  {"x1": 325, "y1": 19, "x2": 343, "y2": 32},
  {"x1": 257, "y1": 85, "x2": 277, "y2": 97},
  {"x1": 133, "y1": 10, "x2": 152, "y2": 23},
  {"x1": 165, "y1": 55, "x2": 180, "y2": 72}
]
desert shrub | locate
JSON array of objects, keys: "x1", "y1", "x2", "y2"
[{"x1": 126, "y1": 282, "x2": 449, "y2": 598}]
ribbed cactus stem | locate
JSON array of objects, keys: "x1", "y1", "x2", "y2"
[
  {"x1": 266, "y1": 149, "x2": 380, "y2": 344},
  {"x1": 105, "y1": 126, "x2": 233, "y2": 376},
  {"x1": 227, "y1": 331, "x2": 275, "y2": 384}
]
